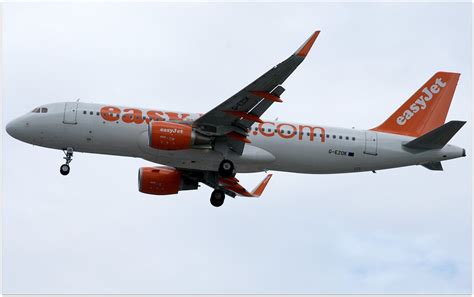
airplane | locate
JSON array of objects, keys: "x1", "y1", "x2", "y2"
[{"x1": 5, "y1": 31, "x2": 467, "y2": 207}]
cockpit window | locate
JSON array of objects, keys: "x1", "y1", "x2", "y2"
[{"x1": 31, "y1": 107, "x2": 48, "y2": 113}]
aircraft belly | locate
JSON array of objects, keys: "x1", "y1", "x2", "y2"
[
  {"x1": 250, "y1": 134, "x2": 366, "y2": 174},
  {"x1": 136, "y1": 131, "x2": 274, "y2": 172}
]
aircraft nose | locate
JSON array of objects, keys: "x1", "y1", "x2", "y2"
[{"x1": 6, "y1": 118, "x2": 23, "y2": 140}]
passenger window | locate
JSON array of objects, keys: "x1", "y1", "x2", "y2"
[
  {"x1": 41, "y1": 107, "x2": 48, "y2": 113},
  {"x1": 346, "y1": 136, "x2": 349, "y2": 140},
  {"x1": 352, "y1": 137, "x2": 356, "y2": 141},
  {"x1": 90, "y1": 111, "x2": 93, "y2": 115},
  {"x1": 333, "y1": 135, "x2": 336, "y2": 139},
  {"x1": 83, "y1": 110, "x2": 87, "y2": 114},
  {"x1": 96, "y1": 112, "x2": 100, "y2": 116},
  {"x1": 339, "y1": 136, "x2": 343, "y2": 139},
  {"x1": 326, "y1": 134, "x2": 329, "y2": 138}
]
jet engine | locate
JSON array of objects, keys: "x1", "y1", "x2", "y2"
[
  {"x1": 138, "y1": 166, "x2": 198, "y2": 195},
  {"x1": 148, "y1": 122, "x2": 211, "y2": 150}
]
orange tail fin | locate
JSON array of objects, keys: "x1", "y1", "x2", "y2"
[{"x1": 372, "y1": 72, "x2": 460, "y2": 137}]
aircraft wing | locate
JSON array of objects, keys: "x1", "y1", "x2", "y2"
[
  {"x1": 219, "y1": 174, "x2": 273, "y2": 197},
  {"x1": 193, "y1": 31, "x2": 320, "y2": 154},
  {"x1": 180, "y1": 169, "x2": 273, "y2": 198}
]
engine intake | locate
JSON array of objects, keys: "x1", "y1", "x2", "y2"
[
  {"x1": 148, "y1": 122, "x2": 211, "y2": 150},
  {"x1": 138, "y1": 166, "x2": 198, "y2": 195}
]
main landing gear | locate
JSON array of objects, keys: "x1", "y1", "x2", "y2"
[
  {"x1": 60, "y1": 147, "x2": 73, "y2": 176},
  {"x1": 210, "y1": 189, "x2": 225, "y2": 207},
  {"x1": 218, "y1": 159, "x2": 234, "y2": 177},
  {"x1": 210, "y1": 159, "x2": 234, "y2": 207}
]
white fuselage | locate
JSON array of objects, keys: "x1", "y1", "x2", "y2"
[{"x1": 6, "y1": 102, "x2": 465, "y2": 174}]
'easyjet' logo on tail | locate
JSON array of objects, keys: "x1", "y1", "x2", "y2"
[{"x1": 396, "y1": 77, "x2": 446, "y2": 126}]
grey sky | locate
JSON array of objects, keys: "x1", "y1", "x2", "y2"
[{"x1": 2, "y1": 2, "x2": 472, "y2": 294}]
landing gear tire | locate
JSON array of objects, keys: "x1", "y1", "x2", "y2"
[
  {"x1": 210, "y1": 189, "x2": 225, "y2": 207},
  {"x1": 218, "y1": 159, "x2": 234, "y2": 177},
  {"x1": 60, "y1": 164, "x2": 70, "y2": 176}
]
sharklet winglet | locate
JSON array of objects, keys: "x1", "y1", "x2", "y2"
[{"x1": 295, "y1": 31, "x2": 320, "y2": 57}]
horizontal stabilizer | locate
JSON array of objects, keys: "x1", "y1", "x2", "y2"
[
  {"x1": 421, "y1": 161, "x2": 443, "y2": 171},
  {"x1": 404, "y1": 120, "x2": 466, "y2": 150}
]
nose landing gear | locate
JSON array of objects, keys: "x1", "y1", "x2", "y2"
[
  {"x1": 60, "y1": 147, "x2": 73, "y2": 176},
  {"x1": 60, "y1": 164, "x2": 70, "y2": 175}
]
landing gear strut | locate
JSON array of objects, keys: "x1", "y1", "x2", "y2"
[
  {"x1": 218, "y1": 159, "x2": 234, "y2": 177},
  {"x1": 210, "y1": 189, "x2": 225, "y2": 207},
  {"x1": 60, "y1": 147, "x2": 73, "y2": 176}
]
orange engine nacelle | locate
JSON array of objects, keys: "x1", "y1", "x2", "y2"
[
  {"x1": 148, "y1": 122, "x2": 211, "y2": 150},
  {"x1": 138, "y1": 166, "x2": 198, "y2": 195}
]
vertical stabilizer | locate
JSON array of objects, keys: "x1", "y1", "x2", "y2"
[{"x1": 372, "y1": 72, "x2": 460, "y2": 137}]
